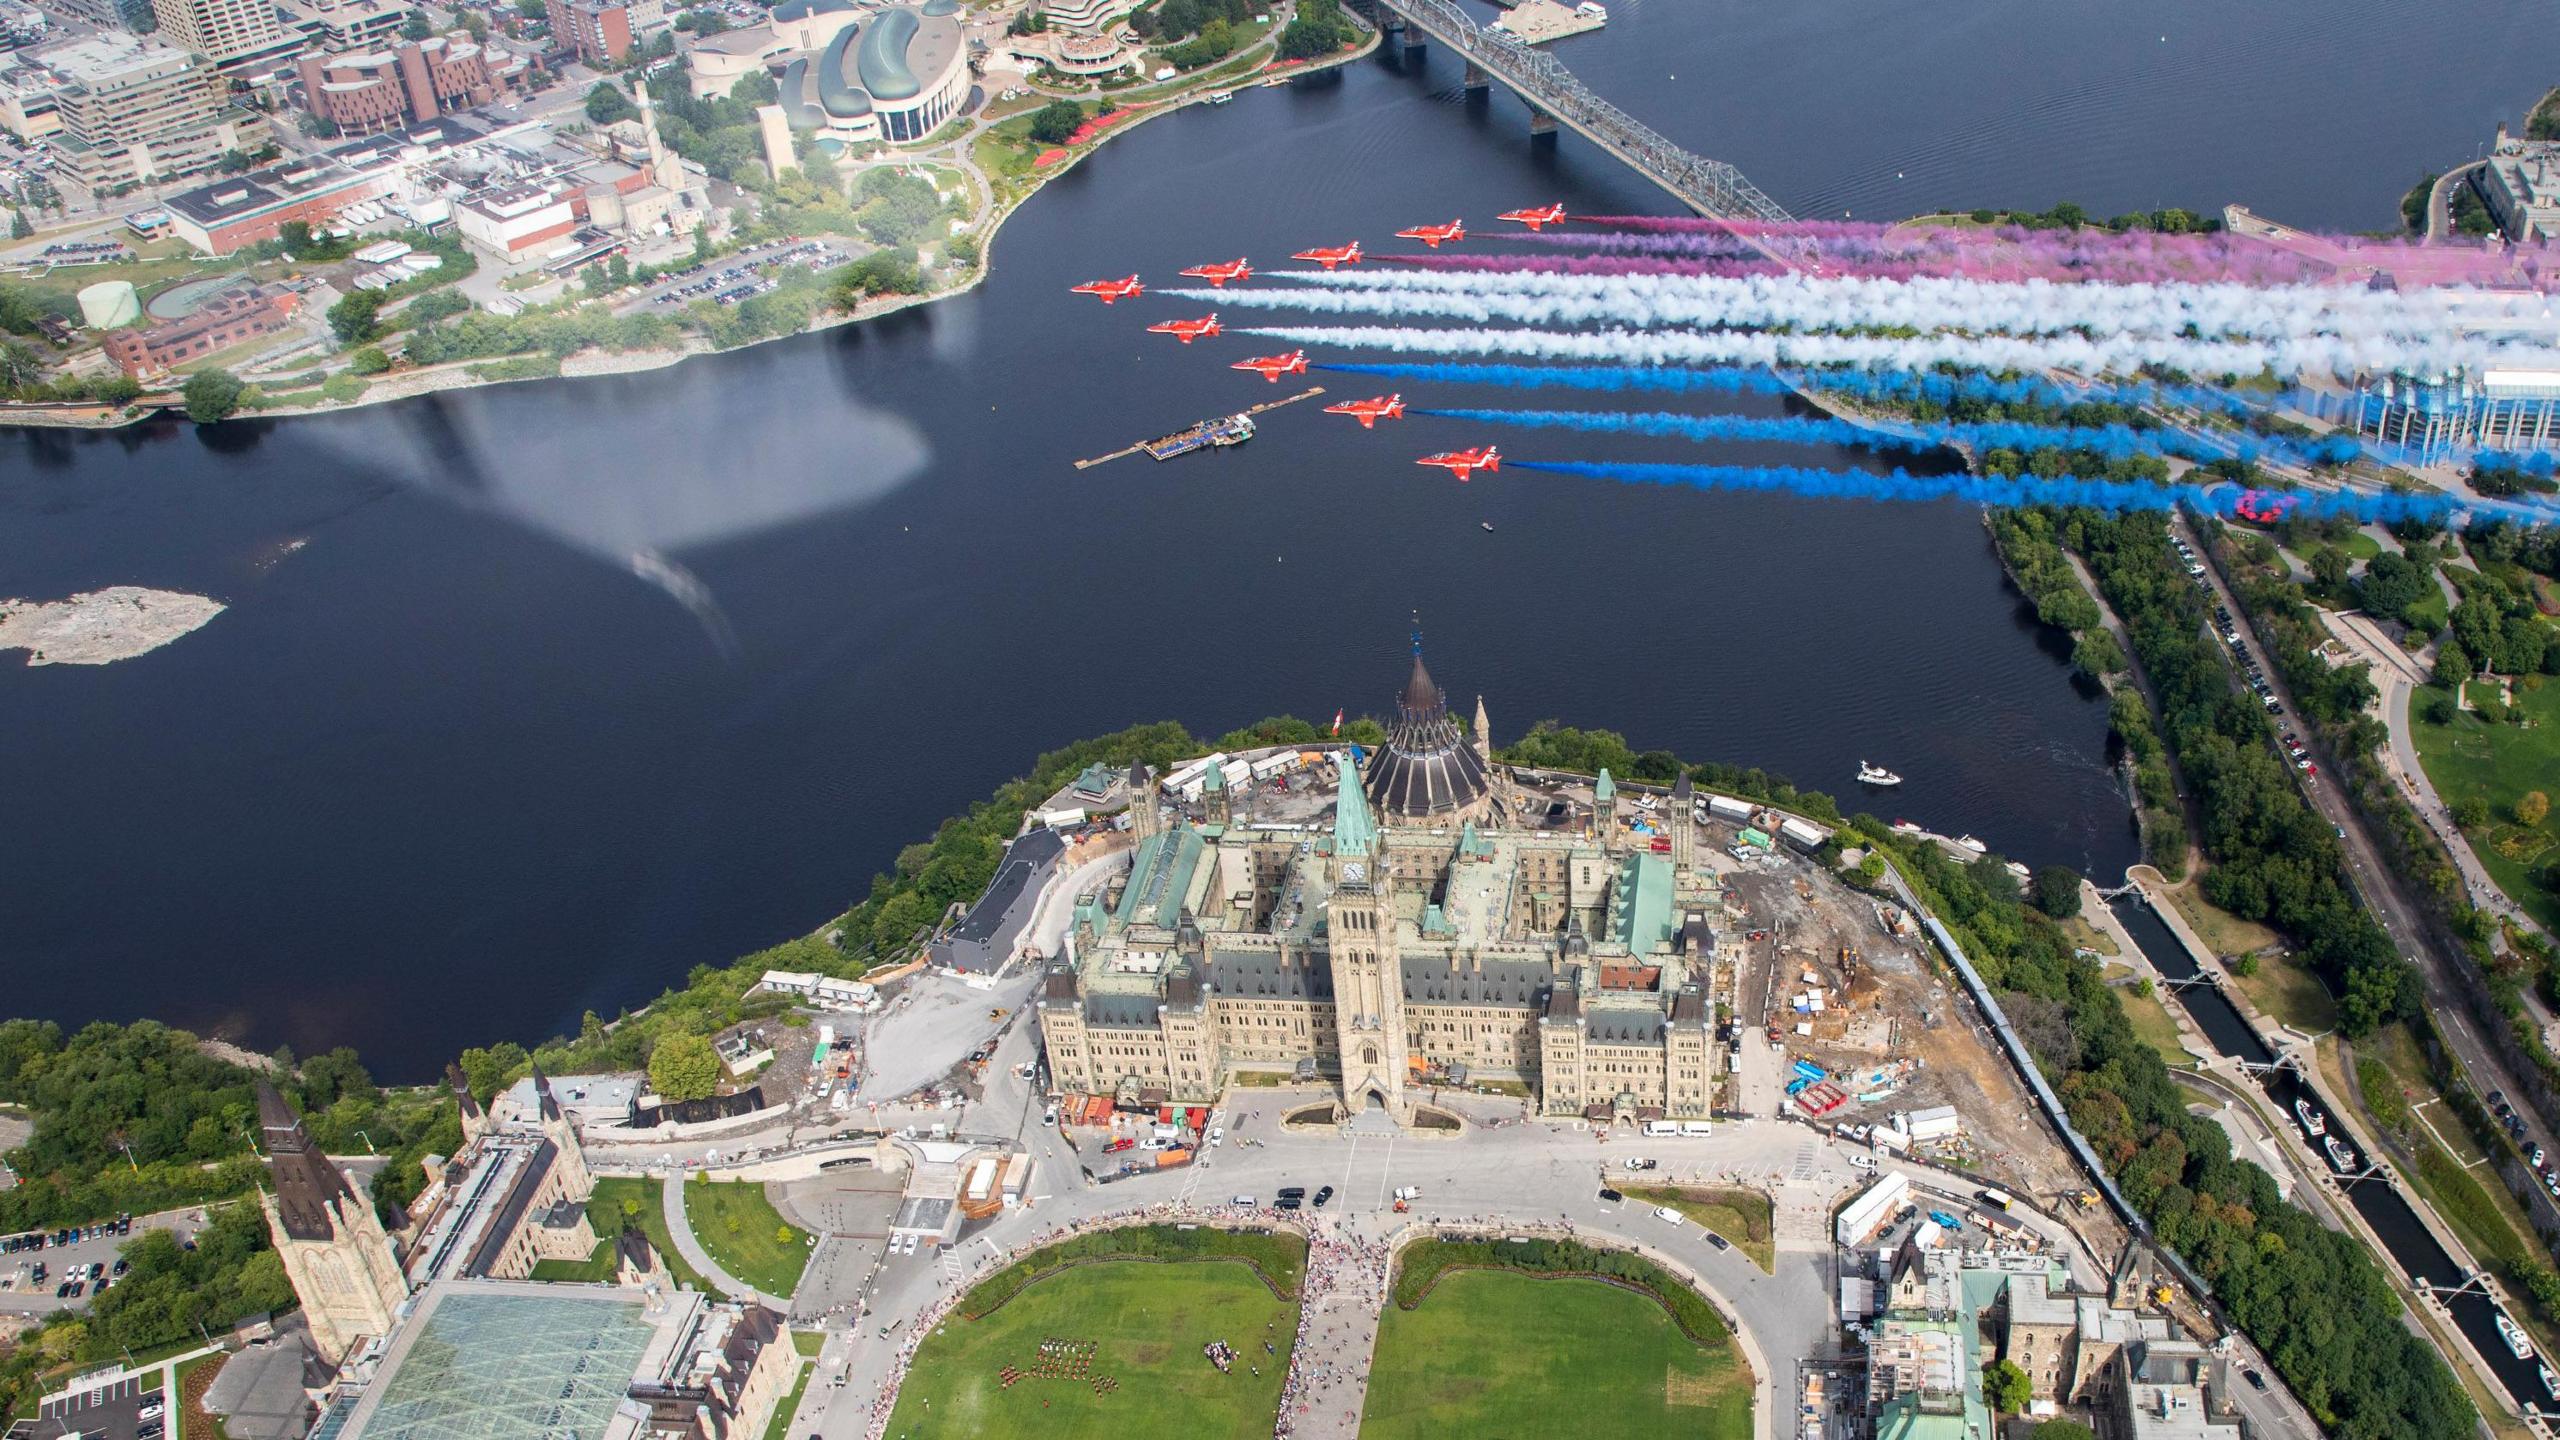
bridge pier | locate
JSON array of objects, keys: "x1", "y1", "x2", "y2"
[
  {"x1": 1462, "y1": 59, "x2": 1489, "y2": 93},
  {"x1": 1527, "y1": 106, "x2": 1557, "y2": 137}
]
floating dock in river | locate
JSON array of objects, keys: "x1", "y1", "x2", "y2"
[{"x1": 1074, "y1": 386, "x2": 1326, "y2": 469}]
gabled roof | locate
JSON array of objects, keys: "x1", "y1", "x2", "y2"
[{"x1": 257, "y1": 1081, "x2": 359, "y2": 1243}]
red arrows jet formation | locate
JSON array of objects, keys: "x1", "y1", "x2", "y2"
[
  {"x1": 1291, "y1": 241, "x2": 1364, "y2": 269},
  {"x1": 1071, "y1": 274, "x2": 1143, "y2": 302},
  {"x1": 1180, "y1": 258, "x2": 1254, "y2": 286},
  {"x1": 1393, "y1": 220, "x2": 1465, "y2": 249},
  {"x1": 1324, "y1": 393, "x2": 1405, "y2": 428},
  {"x1": 1231, "y1": 350, "x2": 1309, "y2": 382},
  {"x1": 1497, "y1": 202, "x2": 1568, "y2": 230},
  {"x1": 1147, "y1": 313, "x2": 1222, "y2": 343},
  {"x1": 1417, "y1": 445, "x2": 1499, "y2": 480}
]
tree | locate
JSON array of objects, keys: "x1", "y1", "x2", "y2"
[
  {"x1": 92, "y1": 373, "x2": 140, "y2": 406},
  {"x1": 1028, "y1": 99, "x2": 1084, "y2": 145},
  {"x1": 2309, "y1": 546, "x2": 2350, "y2": 591},
  {"x1": 7, "y1": 208, "x2": 28, "y2": 240},
  {"x1": 2030, "y1": 1422, "x2": 2096, "y2": 1440},
  {"x1": 647, "y1": 1031, "x2": 721, "y2": 1102},
  {"x1": 2433, "y1": 640, "x2": 2472, "y2": 688},
  {"x1": 586, "y1": 81, "x2": 636, "y2": 126},
  {"x1": 348, "y1": 346, "x2": 392, "y2": 375},
  {"x1": 1984, "y1": 1358, "x2": 2032, "y2": 1413},
  {"x1": 2356, "y1": 551, "x2": 2428, "y2": 623},
  {"x1": 328, "y1": 290, "x2": 387, "y2": 346},
  {"x1": 2521, "y1": 791, "x2": 2551, "y2": 828},
  {"x1": 2422, "y1": 692, "x2": 2456, "y2": 726},
  {"x1": 2454, "y1": 796, "x2": 2490, "y2": 830},
  {"x1": 181, "y1": 368, "x2": 243, "y2": 423},
  {"x1": 2031, "y1": 865, "x2": 2084, "y2": 919},
  {"x1": 0, "y1": 339, "x2": 43, "y2": 391},
  {"x1": 401, "y1": 7, "x2": 432, "y2": 39}
]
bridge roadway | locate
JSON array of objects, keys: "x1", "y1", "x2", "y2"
[{"x1": 1361, "y1": 0, "x2": 1794, "y2": 232}]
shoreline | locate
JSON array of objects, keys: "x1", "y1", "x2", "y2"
[{"x1": 0, "y1": 32, "x2": 1383, "y2": 435}]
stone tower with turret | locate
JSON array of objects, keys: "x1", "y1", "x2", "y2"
[
  {"x1": 447, "y1": 1063, "x2": 487, "y2": 1149},
  {"x1": 1326, "y1": 753, "x2": 1410, "y2": 1121},
  {"x1": 1129, "y1": 761, "x2": 1161, "y2": 842},
  {"x1": 256, "y1": 1082, "x2": 409, "y2": 1363},
  {"x1": 1202, "y1": 756, "x2": 1231, "y2": 829},
  {"x1": 532, "y1": 1066, "x2": 594, "y2": 1202}
]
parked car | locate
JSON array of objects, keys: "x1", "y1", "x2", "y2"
[
  {"x1": 1598, "y1": 1188, "x2": 1624, "y2": 1204},
  {"x1": 1705, "y1": 1232, "x2": 1731, "y2": 1252},
  {"x1": 1312, "y1": 1186, "x2": 1334, "y2": 1208},
  {"x1": 2243, "y1": 1369, "x2": 2268, "y2": 1392}
]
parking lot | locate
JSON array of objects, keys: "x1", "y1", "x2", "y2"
[
  {"x1": 33, "y1": 1370, "x2": 166, "y2": 1440},
  {"x1": 0, "y1": 1209, "x2": 206, "y2": 1317}
]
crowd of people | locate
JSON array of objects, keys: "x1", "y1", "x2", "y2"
[{"x1": 1270, "y1": 1220, "x2": 1391, "y2": 1440}]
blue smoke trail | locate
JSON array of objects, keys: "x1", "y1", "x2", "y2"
[
  {"x1": 1313, "y1": 361, "x2": 2271, "y2": 420},
  {"x1": 1418, "y1": 407, "x2": 2362, "y2": 468},
  {"x1": 1510, "y1": 460, "x2": 2549, "y2": 528},
  {"x1": 2477, "y1": 450, "x2": 2560, "y2": 478}
]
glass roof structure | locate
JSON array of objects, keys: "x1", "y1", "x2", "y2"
[{"x1": 347, "y1": 1289, "x2": 655, "y2": 1440}]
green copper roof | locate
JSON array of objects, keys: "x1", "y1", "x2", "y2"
[
  {"x1": 1455, "y1": 820, "x2": 1493, "y2": 861},
  {"x1": 1115, "y1": 824, "x2": 1206, "y2": 930},
  {"x1": 1332, "y1": 752, "x2": 1376, "y2": 859},
  {"x1": 1421, "y1": 904, "x2": 1452, "y2": 938},
  {"x1": 1594, "y1": 767, "x2": 1616, "y2": 802},
  {"x1": 1203, "y1": 757, "x2": 1226, "y2": 792},
  {"x1": 1610, "y1": 852, "x2": 1676, "y2": 956}
]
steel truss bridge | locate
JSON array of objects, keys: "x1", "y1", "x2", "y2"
[{"x1": 1357, "y1": 0, "x2": 1792, "y2": 226}]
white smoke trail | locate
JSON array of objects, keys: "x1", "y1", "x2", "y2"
[
  {"x1": 1176, "y1": 274, "x2": 2560, "y2": 376},
  {"x1": 1232, "y1": 322, "x2": 2432, "y2": 378}
]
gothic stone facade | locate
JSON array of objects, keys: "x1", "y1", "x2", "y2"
[{"x1": 1040, "y1": 658, "x2": 1737, "y2": 1121}]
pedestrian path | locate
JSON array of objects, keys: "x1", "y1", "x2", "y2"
[
  {"x1": 662, "y1": 1170, "x2": 792, "y2": 1309},
  {"x1": 1274, "y1": 1219, "x2": 1391, "y2": 1440}
]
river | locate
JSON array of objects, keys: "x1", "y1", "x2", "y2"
[{"x1": 1, "y1": 0, "x2": 2549, "y2": 1078}]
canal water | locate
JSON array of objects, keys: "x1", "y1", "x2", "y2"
[
  {"x1": 1, "y1": 0, "x2": 2550, "y2": 1076},
  {"x1": 2110, "y1": 898, "x2": 2553, "y2": 1415}
]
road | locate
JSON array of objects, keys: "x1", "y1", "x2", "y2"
[
  {"x1": 2427, "y1": 161, "x2": 2489, "y2": 241},
  {"x1": 2181, "y1": 518, "x2": 2560, "y2": 1239}
]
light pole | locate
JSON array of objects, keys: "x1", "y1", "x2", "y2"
[{"x1": 355, "y1": 1130, "x2": 377, "y2": 1155}]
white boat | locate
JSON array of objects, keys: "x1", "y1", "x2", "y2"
[
  {"x1": 1480, "y1": 521, "x2": 1494, "y2": 532},
  {"x1": 2539, "y1": 1362, "x2": 2557, "y2": 1398},
  {"x1": 1890, "y1": 820, "x2": 1925, "y2": 836},
  {"x1": 1953, "y1": 834, "x2": 1988, "y2": 855},
  {"x1": 1575, "y1": 1, "x2": 1607, "y2": 16},
  {"x1": 1206, "y1": 91, "x2": 1232, "y2": 105},
  {"x1": 1857, "y1": 762, "x2": 1903, "y2": 787},
  {"x1": 2324, "y1": 1136, "x2": 2357, "y2": 1174},
  {"x1": 2497, "y1": 1310, "x2": 2535, "y2": 1360},
  {"x1": 2294, "y1": 1098, "x2": 2325, "y2": 1137}
]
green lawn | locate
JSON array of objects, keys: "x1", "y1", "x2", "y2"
[
  {"x1": 587, "y1": 1177, "x2": 723, "y2": 1299},
  {"x1": 1619, "y1": 1186, "x2": 1776, "y2": 1272},
  {"x1": 885, "y1": 1260, "x2": 1296, "y2": 1440},
  {"x1": 2118, "y1": 983, "x2": 2198, "y2": 1070},
  {"x1": 2411, "y1": 679, "x2": 2560, "y2": 933},
  {"x1": 761, "y1": 1360, "x2": 813, "y2": 1440},
  {"x1": 683, "y1": 1178, "x2": 812, "y2": 1298},
  {"x1": 529, "y1": 1239, "x2": 617, "y2": 1284},
  {"x1": 1362, "y1": 1269, "x2": 1751, "y2": 1440}
]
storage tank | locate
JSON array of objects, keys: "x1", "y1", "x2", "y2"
[{"x1": 76, "y1": 280, "x2": 139, "y2": 329}]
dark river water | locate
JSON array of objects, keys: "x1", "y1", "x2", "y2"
[{"x1": 3, "y1": 0, "x2": 2550, "y2": 1078}]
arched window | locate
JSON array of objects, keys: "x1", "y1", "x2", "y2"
[{"x1": 1363, "y1": 1044, "x2": 1378, "y2": 1066}]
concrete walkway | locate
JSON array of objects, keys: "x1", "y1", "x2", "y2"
[
  {"x1": 662, "y1": 1170, "x2": 792, "y2": 1310},
  {"x1": 1277, "y1": 1218, "x2": 1390, "y2": 1440}
]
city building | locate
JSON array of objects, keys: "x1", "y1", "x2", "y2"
[
  {"x1": 773, "y1": 0, "x2": 969, "y2": 147},
  {"x1": 2480, "y1": 127, "x2": 2560, "y2": 243},
  {"x1": 2110, "y1": 1338, "x2": 2244, "y2": 1439},
  {"x1": 0, "y1": 49, "x2": 65, "y2": 141},
  {"x1": 279, "y1": 0, "x2": 407, "y2": 51},
  {"x1": 685, "y1": 23, "x2": 793, "y2": 100},
  {"x1": 2351, "y1": 366, "x2": 2560, "y2": 462},
  {"x1": 149, "y1": 0, "x2": 300, "y2": 73},
  {"x1": 453, "y1": 176, "x2": 580, "y2": 259},
  {"x1": 98, "y1": 280, "x2": 301, "y2": 376},
  {"x1": 253, "y1": 1081, "x2": 411, "y2": 1365},
  {"x1": 29, "y1": 31, "x2": 267, "y2": 192},
  {"x1": 399, "y1": 1067, "x2": 598, "y2": 1285},
  {"x1": 1037, "y1": 648, "x2": 1737, "y2": 1124},
  {"x1": 296, "y1": 35, "x2": 523, "y2": 135},
  {"x1": 545, "y1": 0, "x2": 637, "y2": 65},
  {"x1": 159, "y1": 149, "x2": 395, "y2": 254}
]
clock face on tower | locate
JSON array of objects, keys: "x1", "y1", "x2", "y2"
[{"x1": 1342, "y1": 861, "x2": 1367, "y2": 886}]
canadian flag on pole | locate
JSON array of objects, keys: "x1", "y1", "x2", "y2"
[{"x1": 1330, "y1": 709, "x2": 1344, "y2": 736}]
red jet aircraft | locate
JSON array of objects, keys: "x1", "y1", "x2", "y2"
[
  {"x1": 1180, "y1": 258, "x2": 1254, "y2": 287},
  {"x1": 1291, "y1": 241, "x2": 1364, "y2": 269},
  {"x1": 1323, "y1": 393, "x2": 1406, "y2": 428},
  {"x1": 1394, "y1": 220, "x2": 1466, "y2": 249},
  {"x1": 1417, "y1": 445, "x2": 1499, "y2": 481},
  {"x1": 1147, "y1": 313, "x2": 1222, "y2": 343},
  {"x1": 1497, "y1": 203, "x2": 1568, "y2": 230},
  {"x1": 1231, "y1": 349, "x2": 1308, "y2": 382},
  {"x1": 1071, "y1": 274, "x2": 1143, "y2": 303}
]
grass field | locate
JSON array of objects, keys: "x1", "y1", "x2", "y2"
[
  {"x1": 2117, "y1": 982, "x2": 2198, "y2": 1070},
  {"x1": 1362, "y1": 1269, "x2": 1751, "y2": 1440},
  {"x1": 2164, "y1": 881, "x2": 2282, "y2": 960},
  {"x1": 529, "y1": 1238, "x2": 617, "y2": 1284},
  {"x1": 1618, "y1": 1186, "x2": 1776, "y2": 1272},
  {"x1": 684, "y1": 1178, "x2": 812, "y2": 1297},
  {"x1": 761, "y1": 1359, "x2": 814, "y2": 1440},
  {"x1": 2412, "y1": 679, "x2": 2560, "y2": 933},
  {"x1": 586, "y1": 1177, "x2": 722, "y2": 1299},
  {"x1": 884, "y1": 1259, "x2": 1296, "y2": 1440},
  {"x1": 2219, "y1": 947, "x2": 2338, "y2": 1035}
]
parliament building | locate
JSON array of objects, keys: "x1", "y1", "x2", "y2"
[{"x1": 1038, "y1": 651, "x2": 1740, "y2": 1124}]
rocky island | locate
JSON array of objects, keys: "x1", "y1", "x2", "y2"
[{"x1": 0, "y1": 586, "x2": 226, "y2": 666}]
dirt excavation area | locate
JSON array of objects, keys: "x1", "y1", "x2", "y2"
[{"x1": 1721, "y1": 860, "x2": 2119, "y2": 1238}]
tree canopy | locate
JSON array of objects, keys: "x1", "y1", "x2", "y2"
[{"x1": 648, "y1": 1031, "x2": 721, "y2": 1101}]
